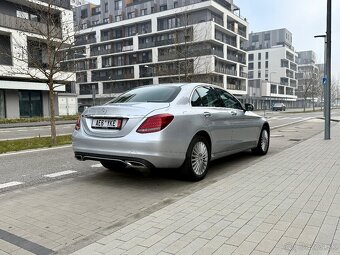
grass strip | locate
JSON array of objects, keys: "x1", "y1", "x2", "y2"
[
  {"x1": 0, "y1": 115, "x2": 79, "y2": 124},
  {"x1": 0, "y1": 135, "x2": 72, "y2": 154}
]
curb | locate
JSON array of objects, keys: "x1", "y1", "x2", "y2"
[{"x1": 0, "y1": 120, "x2": 76, "y2": 129}]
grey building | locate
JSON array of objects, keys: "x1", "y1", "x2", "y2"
[
  {"x1": 69, "y1": 0, "x2": 248, "y2": 106},
  {"x1": 296, "y1": 50, "x2": 320, "y2": 99},
  {"x1": 245, "y1": 28, "x2": 298, "y2": 108}
]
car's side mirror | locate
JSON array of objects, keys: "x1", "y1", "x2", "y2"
[{"x1": 244, "y1": 103, "x2": 254, "y2": 111}]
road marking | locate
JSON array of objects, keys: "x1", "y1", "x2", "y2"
[
  {"x1": 0, "y1": 145, "x2": 72, "y2": 157},
  {"x1": 0, "y1": 130, "x2": 10, "y2": 133},
  {"x1": 0, "y1": 181, "x2": 23, "y2": 189},
  {"x1": 44, "y1": 170, "x2": 77, "y2": 178},
  {"x1": 91, "y1": 163, "x2": 103, "y2": 168}
]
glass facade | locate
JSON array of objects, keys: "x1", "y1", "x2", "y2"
[
  {"x1": 19, "y1": 91, "x2": 43, "y2": 117},
  {"x1": 0, "y1": 90, "x2": 5, "y2": 118}
]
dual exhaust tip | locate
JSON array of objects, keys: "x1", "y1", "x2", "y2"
[{"x1": 75, "y1": 155, "x2": 147, "y2": 169}]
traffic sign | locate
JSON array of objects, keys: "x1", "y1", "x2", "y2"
[{"x1": 322, "y1": 77, "x2": 327, "y2": 85}]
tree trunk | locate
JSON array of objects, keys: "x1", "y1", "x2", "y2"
[
  {"x1": 48, "y1": 80, "x2": 57, "y2": 146},
  {"x1": 303, "y1": 97, "x2": 306, "y2": 112}
]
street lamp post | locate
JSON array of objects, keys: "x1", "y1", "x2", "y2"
[{"x1": 315, "y1": 0, "x2": 331, "y2": 140}]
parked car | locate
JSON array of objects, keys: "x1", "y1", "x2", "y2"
[
  {"x1": 272, "y1": 103, "x2": 286, "y2": 111},
  {"x1": 72, "y1": 83, "x2": 270, "y2": 181}
]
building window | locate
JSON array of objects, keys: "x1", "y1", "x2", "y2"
[
  {"x1": 105, "y1": 2, "x2": 108, "y2": 12},
  {"x1": 81, "y1": 9, "x2": 88, "y2": 18},
  {"x1": 265, "y1": 61, "x2": 268, "y2": 68},
  {"x1": 264, "y1": 33, "x2": 270, "y2": 40},
  {"x1": 160, "y1": 5, "x2": 167, "y2": 11},
  {"x1": 258, "y1": 62, "x2": 261, "y2": 68},
  {"x1": 265, "y1": 52, "x2": 269, "y2": 59},
  {"x1": 128, "y1": 12, "x2": 135, "y2": 19},
  {"x1": 258, "y1": 53, "x2": 261, "y2": 60},
  {"x1": 252, "y1": 35, "x2": 259, "y2": 42},
  {"x1": 115, "y1": 15, "x2": 122, "y2": 22},
  {"x1": 151, "y1": 7, "x2": 155, "y2": 13},
  {"x1": 114, "y1": 0, "x2": 122, "y2": 10},
  {"x1": 258, "y1": 71, "x2": 261, "y2": 78},
  {"x1": 174, "y1": 2, "x2": 178, "y2": 8},
  {"x1": 248, "y1": 62, "x2": 254, "y2": 70},
  {"x1": 92, "y1": 7, "x2": 101, "y2": 16},
  {"x1": 141, "y1": 9, "x2": 147, "y2": 16},
  {"x1": 248, "y1": 54, "x2": 254, "y2": 61}
]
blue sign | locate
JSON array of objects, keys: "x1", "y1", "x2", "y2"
[{"x1": 322, "y1": 77, "x2": 327, "y2": 85}]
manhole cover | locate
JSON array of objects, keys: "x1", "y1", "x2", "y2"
[{"x1": 289, "y1": 138, "x2": 302, "y2": 142}]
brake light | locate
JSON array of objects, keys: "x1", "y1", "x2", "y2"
[
  {"x1": 137, "y1": 114, "x2": 174, "y2": 133},
  {"x1": 75, "y1": 116, "x2": 81, "y2": 131}
]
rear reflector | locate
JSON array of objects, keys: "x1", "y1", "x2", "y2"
[
  {"x1": 75, "y1": 116, "x2": 81, "y2": 131},
  {"x1": 137, "y1": 114, "x2": 174, "y2": 133}
]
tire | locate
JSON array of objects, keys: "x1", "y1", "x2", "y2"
[
  {"x1": 181, "y1": 136, "x2": 210, "y2": 181},
  {"x1": 252, "y1": 127, "x2": 270, "y2": 155},
  {"x1": 101, "y1": 160, "x2": 126, "y2": 171}
]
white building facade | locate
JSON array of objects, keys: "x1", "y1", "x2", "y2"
[
  {"x1": 246, "y1": 29, "x2": 298, "y2": 108},
  {"x1": 0, "y1": 0, "x2": 74, "y2": 118},
  {"x1": 70, "y1": 0, "x2": 248, "y2": 106}
]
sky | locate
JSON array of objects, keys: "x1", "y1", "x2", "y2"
[
  {"x1": 89, "y1": 0, "x2": 339, "y2": 79},
  {"x1": 239, "y1": 0, "x2": 340, "y2": 80}
]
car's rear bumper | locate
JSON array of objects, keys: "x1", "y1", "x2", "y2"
[{"x1": 72, "y1": 130, "x2": 187, "y2": 169}]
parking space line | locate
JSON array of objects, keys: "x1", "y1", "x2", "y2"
[
  {"x1": 0, "y1": 181, "x2": 23, "y2": 189},
  {"x1": 44, "y1": 170, "x2": 77, "y2": 178}
]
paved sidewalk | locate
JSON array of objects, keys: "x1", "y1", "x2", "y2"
[
  {"x1": 72, "y1": 125, "x2": 340, "y2": 255},
  {"x1": 0, "y1": 120, "x2": 75, "y2": 129}
]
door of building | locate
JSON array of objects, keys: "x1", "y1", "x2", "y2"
[{"x1": 19, "y1": 91, "x2": 43, "y2": 118}]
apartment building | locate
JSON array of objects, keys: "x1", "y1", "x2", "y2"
[
  {"x1": 245, "y1": 28, "x2": 297, "y2": 108},
  {"x1": 296, "y1": 50, "x2": 320, "y2": 97},
  {"x1": 0, "y1": 0, "x2": 74, "y2": 118},
  {"x1": 70, "y1": 0, "x2": 248, "y2": 106}
]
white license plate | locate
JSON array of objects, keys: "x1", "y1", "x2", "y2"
[{"x1": 92, "y1": 119, "x2": 122, "y2": 129}]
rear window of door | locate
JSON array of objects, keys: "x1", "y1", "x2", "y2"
[
  {"x1": 191, "y1": 87, "x2": 223, "y2": 107},
  {"x1": 214, "y1": 88, "x2": 243, "y2": 110}
]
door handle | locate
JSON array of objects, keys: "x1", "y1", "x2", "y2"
[
  {"x1": 231, "y1": 111, "x2": 237, "y2": 116},
  {"x1": 203, "y1": 112, "x2": 211, "y2": 117}
]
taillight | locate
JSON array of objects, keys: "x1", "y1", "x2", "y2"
[
  {"x1": 137, "y1": 114, "x2": 174, "y2": 134},
  {"x1": 75, "y1": 116, "x2": 81, "y2": 131}
]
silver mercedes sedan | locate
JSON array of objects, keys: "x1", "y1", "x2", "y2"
[{"x1": 72, "y1": 83, "x2": 269, "y2": 181}]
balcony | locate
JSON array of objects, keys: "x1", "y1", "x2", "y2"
[
  {"x1": 0, "y1": 14, "x2": 62, "y2": 38},
  {"x1": 215, "y1": 66, "x2": 237, "y2": 76},
  {"x1": 39, "y1": 0, "x2": 71, "y2": 9},
  {"x1": 227, "y1": 83, "x2": 246, "y2": 91},
  {"x1": 92, "y1": 73, "x2": 134, "y2": 82},
  {"x1": 75, "y1": 37, "x2": 96, "y2": 46},
  {"x1": 227, "y1": 54, "x2": 246, "y2": 64}
]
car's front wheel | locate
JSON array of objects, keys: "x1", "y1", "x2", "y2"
[
  {"x1": 252, "y1": 127, "x2": 270, "y2": 155},
  {"x1": 181, "y1": 136, "x2": 210, "y2": 181},
  {"x1": 101, "y1": 160, "x2": 126, "y2": 171}
]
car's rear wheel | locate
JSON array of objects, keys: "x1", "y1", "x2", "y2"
[
  {"x1": 252, "y1": 127, "x2": 270, "y2": 155},
  {"x1": 181, "y1": 136, "x2": 210, "y2": 181},
  {"x1": 101, "y1": 160, "x2": 126, "y2": 171}
]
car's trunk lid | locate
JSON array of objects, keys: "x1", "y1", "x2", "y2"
[{"x1": 81, "y1": 103, "x2": 169, "y2": 138}]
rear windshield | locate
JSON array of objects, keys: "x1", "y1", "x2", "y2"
[{"x1": 108, "y1": 86, "x2": 181, "y2": 103}]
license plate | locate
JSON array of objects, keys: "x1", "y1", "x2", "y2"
[{"x1": 92, "y1": 119, "x2": 122, "y2": 129}]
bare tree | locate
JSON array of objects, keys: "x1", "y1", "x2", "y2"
[
  {"x1": 297, "y1": 67, "x2": 322, "y2": 112},
  {"x1": 1, "y1": 0, "x2": 75, "y2": 145}
]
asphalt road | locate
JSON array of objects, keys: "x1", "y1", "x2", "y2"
[
  {"x1": 1, "y1": 109, "x2": 337, "y2": 140},
  {"x1": 0, "y1": 118, "x2": 337, "y2": 254}
]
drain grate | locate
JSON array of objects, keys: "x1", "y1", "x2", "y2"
[{"x1": 289, "y1": 138, "x2": 302, "y2": 142}]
